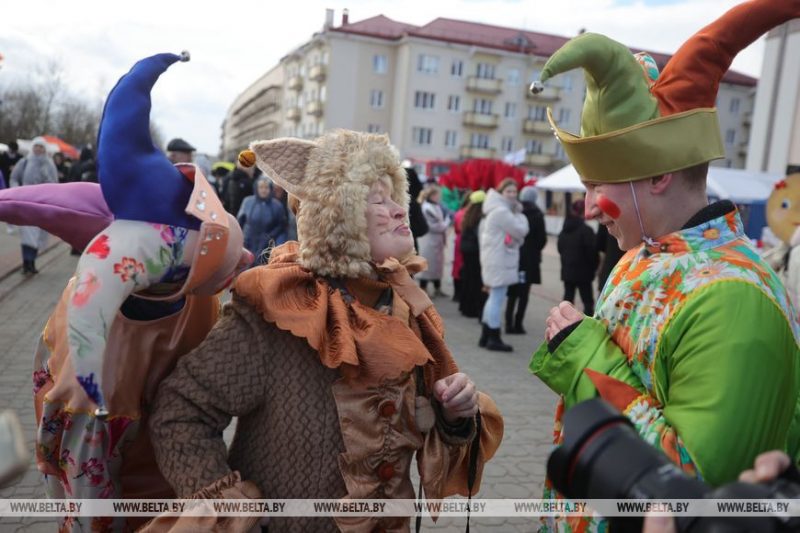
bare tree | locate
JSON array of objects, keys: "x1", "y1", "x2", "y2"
[{"x1": 1, "y1": 58, "x2": 167, "y2": 154}]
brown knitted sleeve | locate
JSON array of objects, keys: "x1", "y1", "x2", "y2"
[{"x1": 149, "y1": 298, "x2": 271, "y2": 496}]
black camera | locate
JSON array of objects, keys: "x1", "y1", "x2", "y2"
[{"x1": 547, "y1": 399, "x2": 800, "y2": 532}]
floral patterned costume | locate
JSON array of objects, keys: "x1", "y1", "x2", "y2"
[{"x1": 530, "y1": 203, "x2": 800, "y2": 531}]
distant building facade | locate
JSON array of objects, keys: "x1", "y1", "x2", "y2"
[
  {"x1": 747, "y1": 19, "x2": 800, "y2": 175},
  {"x1": 222, "y1": 11, "x2": 756, "y2": 176}
]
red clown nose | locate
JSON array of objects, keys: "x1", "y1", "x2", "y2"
[{"x1": 597, "y1": 194, "x2": 621, "y2": 219}]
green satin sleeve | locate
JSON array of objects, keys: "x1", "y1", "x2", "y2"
[{"x1": 529, "y1": 317, "x2": 645, "y2": 409}]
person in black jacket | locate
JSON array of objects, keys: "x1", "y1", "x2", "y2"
[
  {"x1": 506, "y1": 186, "x2": 547, "y2": 334},
  {"x1": 221, "y1": 161, "x2": 256, "y2": 216},
  {"x1": 595, "y1": 223, "x2": 626, "y2": 295},
  {"x1": 458, "y1": 191, "x2": 487, "y2": 319},
  {"x1": 405, "y1": 167, "x2": 428, "y2": 251},
  {"x1": 67, "y1": 147, "x2": 97, "y2": 183},
  {"x1": 557, "y1": 199, "x2": 598, "y2": 316}
]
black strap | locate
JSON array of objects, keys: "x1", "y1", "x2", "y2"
[
  {"x1": 465, "y1": 411, "x2": 482, "y2": 533},
  {"x1": 415, "y1": 366, "x2": 426, "y2": 533}
]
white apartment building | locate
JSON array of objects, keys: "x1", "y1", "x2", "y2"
[
  {"x1": 747, "y1": 19, "x2": 800, "y2": 176},
  {"x1": 222, "y1": 11, "x2": 757, "y2": 176},
  {"x1": 220, "y1": 65, "x2": 283, "y2": 161}
]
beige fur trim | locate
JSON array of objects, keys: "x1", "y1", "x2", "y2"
[{"x1": 251, "y1": 130, "x2": 409, "y2": 278}]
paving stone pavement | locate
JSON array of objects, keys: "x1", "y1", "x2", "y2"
[{"x1": 0, "y1": 237, "x2": 576, "y2": 532}]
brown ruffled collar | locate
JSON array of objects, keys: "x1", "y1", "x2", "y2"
[{"x1": 232, "y1": 242, "x2": 448, "y2": 383}]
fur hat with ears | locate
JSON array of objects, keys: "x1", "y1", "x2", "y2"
[{"x1": 247, "y1": 130, "x2": 409, "y2": 278}]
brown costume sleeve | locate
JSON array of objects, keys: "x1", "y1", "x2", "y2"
[
  {"x1": 149, "y1": 299, "x2": 270, "y2": 497},
  {"x1": 441, "y1": 392, "x2": 504, "y2": 497}
]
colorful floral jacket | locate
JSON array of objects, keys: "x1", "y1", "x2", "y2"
[{"x1": 530, "y1": 204, "x2": 800, "y2": 532}]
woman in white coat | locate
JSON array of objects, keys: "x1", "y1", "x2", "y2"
[
  {"x1": 417, "y1": 185, "x2": 450, "y2": 297},
  {"x1": 478, "y1": 178, "x2": 529, "y2": 351}
]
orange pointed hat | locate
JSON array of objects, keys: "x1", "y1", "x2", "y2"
[{"x1": 533, "y1": 0, "x2": 800, "y2": 183}]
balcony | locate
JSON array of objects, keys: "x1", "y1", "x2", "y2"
[
  {"x1": 737, "y1": 141, "x2": 748, "y2": 157},
  {"x1": 526, "y1": 86, "x2": 561, "y2": 102},
  {"x1": 288, "y1": 76, "x2": 303, "y2": 91},
  {"x1": 309, "y1": 64, "x2": 326, "y2": 82},
  {"x1": 466, "y1": 76, "x2": 503, "y2": 94},
  {"x1": 306, "y1": 100, "x2": 324, "y2": 117},
  {"x1": 286, "y1": 106, "x2": 301, "y2": 121},
  {"x1": 463, "y1": 112, "x2": 499, "y2": 129},
  {"x1": 742, "y1": 110, "x2": 752, "y2": 128},
  {"x1": 460, "y1": 146, "x2": 496, "y2": 159},
  {"x1": 522, "y1": 119, "x2": 551, "y2": 135},
  {"x1": 525, "y1": 153, "x2": 554, "y2": 167}
]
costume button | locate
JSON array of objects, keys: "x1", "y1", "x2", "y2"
[
  {"x1": 377, "y1": 462, "x2": 395, "y2": 481},
  {"x1": 379, "y1": 401, "x2": 396, "y2": 417}
]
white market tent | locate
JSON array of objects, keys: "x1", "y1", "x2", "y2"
[{"x1": 536, "y1": 164, "x2": 782, "y2": 203}]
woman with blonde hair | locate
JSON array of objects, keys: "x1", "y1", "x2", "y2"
[
  {"x1": 416, "y1": 184, "x2": 450, "y2": 297},
  {"x1": 149, "y1": 131, "x2": 504, "y2": 532}
]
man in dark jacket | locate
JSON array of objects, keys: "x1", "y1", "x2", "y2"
[
  {"x1": 0, "y1": 141, "x2": 24, "y2": 183},
  {"x1": 506, "y1": 186, "x2": 547, "y2": 334},
  {"x1": 68, "y1": 147, "x2": 98, "y2": 183},
  {"x1": 221, "y1": 161, "x2": 256, "y2": 216},
  {"x1": 557, "y1": 199, "x2": 598, "y2": 315},
  {"x1": 405, "y1": 167, "x2": 428, "y2": 251}
]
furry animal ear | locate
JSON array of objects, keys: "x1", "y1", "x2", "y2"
[{"x1": 250, "y1": 138, "x2": 317, "y2": 201}]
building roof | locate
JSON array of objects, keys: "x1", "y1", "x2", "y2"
[
  {"x1": 331, "y1": 15, "x2": 757, "y2": 87},
  {"x1": 330, "y1": 15, "x2": 419, "y2": 40}
]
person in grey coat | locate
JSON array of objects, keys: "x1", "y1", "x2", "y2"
[
  {"x1": 416, "y1": 185, "x2": 450, "y2": 297},
  {"x1": 478, "y1": 179, "x2": 529, "y2": 351},
  {"x1": 10, "y1": 137, "x2": 57, "y2": 274}
]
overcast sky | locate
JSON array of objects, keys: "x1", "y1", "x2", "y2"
[{"x1": 1, "y1": 0, "x2": 766, "y2": 156}]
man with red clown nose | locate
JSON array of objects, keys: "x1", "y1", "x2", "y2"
[{"x1": 528, "y1": 1, "x2": 800, "y2": 531}]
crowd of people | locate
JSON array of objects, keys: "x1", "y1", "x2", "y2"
[{"x1": 0, "y1": 133, "x2": 299, "y2": 273}]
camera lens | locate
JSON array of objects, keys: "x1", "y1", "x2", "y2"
[{"x1": 548, "y1": 399, "x2": 706, "y2": 500}]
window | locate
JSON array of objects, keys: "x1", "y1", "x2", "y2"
[
  {"x1": 501, "y1": 136, "x2": 514, "y2": 152},
  {"x1": 447, "y1": 95, "x2": 461, "y2": 112},
  {"x1": 730, "y1": 98, "x2": 740, "y2": 114},
  {"x1": 451, "y1": 59, "x2": 463, "y2": 78},
  {"x1": 725, "y1": 159, "x2": 733, "y2": 168},
  {"x1": 529, "y1": 69, "x2": 541, "y2": 84},
  {"x1": 528, "y1": 105, "x2": 547, "y2": 121},
  {"x1": 476, "y1": 63, "x2": 496, "y2": 79},
  {"x1": 507, "y1": 69, "x2": 520, "y2": 86},
  {"x1": 725, "y1": 129, "x2": 736, "y2": 145},
  {"x1": 367, "y1": 124, "x2": 381, "y2": 133},
  {"x1": 414, "y1": 91, "x2": 436, "y2": 110},
  {"x1": 417, "y1": 54, "x2": 439, "y2": 74},
  {"x1": 526, "y1": 139, "x2": 543, "y2": 154},
  {"x1": 561, "y1": 75, "x2": 573, "y2": 92},
  {"x1": 470, "y1": 133, "x2": 490, "y2": 148},
  {"x1": 373, "y1": 54, "x2": 388, "y2": 74},
  {"x1": 412, "y1": 127, "x2": 433, "y2": 145},
  {"x1": 370, "y1": 89, "x2": 384, "y2": 108},
  {"x1": 555, "y1": 143, "x2": 566, "y2": 160},
  {"x1": 445, "y1": 130, "x2": 458, "y2": 148},
  {"x1": 504, "y1": 102, "x2": 516, "y2": 119},
  {"x1": 558, "y1": 108, "x2": 571, "y2": 125},
  {"x1": 473, "y1": 98, "x2": 493, "y2": 115}
]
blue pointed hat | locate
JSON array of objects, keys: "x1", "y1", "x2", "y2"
[{"x1": 97, "y1": 52, "x2": 200, "y2": 230}]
